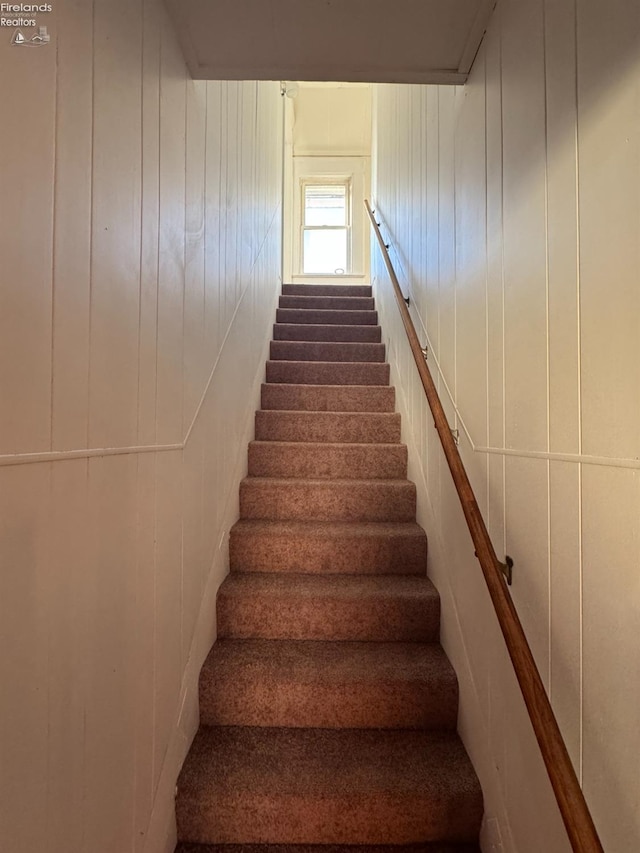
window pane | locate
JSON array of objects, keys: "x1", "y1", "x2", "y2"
[
  {"x1": 304, "y1": 185, "x2": 347, "y2": 227},
  {"x1": 303, "y1": 229, "x2": 348, "y2": 274}
]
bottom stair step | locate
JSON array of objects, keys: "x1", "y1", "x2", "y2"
[
  {"x1": 177, "y1": 845, "x2": 480, "y2": 852},
  {"x1": 176, "y1": 727, "x2": 483, "y2": 846}
]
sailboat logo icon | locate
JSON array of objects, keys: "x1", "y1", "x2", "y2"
[{"x1": 11, "y1": 27, "x2": 51, "y2": 46}]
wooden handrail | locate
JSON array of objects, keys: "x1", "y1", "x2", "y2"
[{"x1": 366, "y1": 200, "x2": 604, "y2": 853}]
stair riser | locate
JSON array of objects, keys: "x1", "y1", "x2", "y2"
[
  {"x1": 239, "y1": 481, "x2": 416, "y2": 523},
  {"x1": 266, "y1": 361, "x2": 390, "y2": 386},
  {"x1": 260, "y1": 384, "x2": 395, "y2": 413},
  {"x1": 255, "y1": 412, "x2": 401, "y2": 444},
  {"x1": 248, "y1": 443, "x2": 407, "y2": 480},
  {"x1": 200, "y1": 679, "x2": 457, "y2": 730},
  {"x1": 276, "y1": 309, "x2": 378, "y2": 326},
  {"x1": 273, "y1": 323, "x2": 382, "y2": 342},
  {"x1": 229, "y1": 524, "x2": 428, "y2": 575},
  {"x1": 279, "y1": 296, "x2": 375, "y2": 311},
  {"x1": 217, "y1": 593, "x2": 439, "y2": 642},
  {"x1": 282, "y1": 284, "x2": 373, "y2": 297},
  {"x1": 177, "y1": 794, "x2": 481, "y2": 846},
  {"x1": 270, "y1": 341, "x2": 386, "y2": 363}
]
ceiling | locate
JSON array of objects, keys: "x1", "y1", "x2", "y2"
[{"x1": 163, "y1": 0, "x2": 496, "y2": 85}]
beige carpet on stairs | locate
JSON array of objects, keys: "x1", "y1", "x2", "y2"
[{"x1": 174, "y1": 283, "x2": 483, "y2": 853}]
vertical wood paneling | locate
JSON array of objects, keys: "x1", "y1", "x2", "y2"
[
  {"x1": 224, "y1": 82, "x2": 241, "y2": 331},
  {"x1": 454, "y1": 49, "x2": 488, "y2": 447},
  {"x1": 52, "y1": 0, "x2": 93, "y2": 451},
  {"x1": 153, "y1": 452, "x2": 183, "y2": 790},
  {"x1": 84, "y1": 456, "x2": 138, "y2": 852},
  {"x1": 582, "y1": 466, "x2": 640, "y2": 852},
  {"x1": 0, "y1": 466, "x2": 50, "y2": 850},
  {"x1": 47, "y1": 460, "x2": 89, "y2": 851},
  {"x1": 545, "y1": 0, "x2": 580, "y2": 456},
  {"x1": 437, "y1": 88, "x2": 456, "y2": 393},
  {"x1": 138, "y1": 0, "x2": 162, "y2": 447},
  {"x1": 0, "y1": 20, "x2": 56, "y2": 453},
  {"x1": 157, "y1": 15, "x2": 186, "y2": 445},
  {"x1": 484, "y1": 10, "x2": 506, "y2": 552},
  {"x1": 90, "y1": 0, "x2": 142, "y2": 448},
  {"x1": 505, "y1": 457, "x2": 550, "y2": 683},
  {"x1": 500, "y1": 0, "x2": 548, "y2": 453},
  {"x1": 549, "y1": 462, "x2": 582, "y2": 774},
  {"x1": 425, "y1": 87, "x2": 440, "y2": 354},
  {"x1": 578, "y1": 0, "x2": 640, "y2": 460},
  {"x1": 205, "y1": 82, "x2": 223, "y2": 370},
  {"x1": 134, "y1": 453, "x2": 157, "y2": 851}
]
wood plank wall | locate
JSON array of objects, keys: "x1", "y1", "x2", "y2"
[
  {"x1": 371, "y1": 1, "x2": 640, "y2": 851},
  {"x1": 0, "y1": 2, "x2": 283, "y2": 851}
]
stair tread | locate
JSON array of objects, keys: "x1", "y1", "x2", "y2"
[
  {"x1": 266, "y1": 361, "x2": 390, "y2": 387},
  {"x1": 270, "y1": 341, "x2": 386, "y2": 362},
  {"x1": 250, "y1": 439, "x2": 406, "y2": 449},
  {"x1": 255, "y1": 410, "x2": 402, "y2": 444},
  {"x1": 248, "y1": 442, "x2": 408, "y2": 480},
  {"x1": 282, "y1": 283, "x2": 373, "y2": 296},
  {"x1": 231, "y1": 518, "x2": 426, "y2": 538},
  {"x1": 242, "y1": 476, "x2": 414, "y2": 487},
  {"x1": 219, "y1": 570, "x2": 434, "y2": 599},
  {"x1": 177, "y1": 727, "x2": 482, "y2": 843},
  {"x1": 229, "y1": 519, "x2": 427, "y2": 576},
  {"x1": 273, "y1": 323, "x2": 382, "y2": 342},
  {"x1": 199, "y1": 639, "x2": 458, "y2": 729},
  {"x1": 177, "y1": 844, "x2": 481, "y2": 852},
  {"x1": 203, "y1": 639, "x2": 455, "y2": 684},
  {"x1": 276, "y1": 309, "x2": 379, "y2": 325},
  {"x1": 261, "y1": 383, "x2": 395, "y2": 413},
  {"x1": 279, "y1": 296, "x2": 376, "y2": 310}
]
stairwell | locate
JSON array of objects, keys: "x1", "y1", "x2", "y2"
[{"x1": 175, "y1": 283, "x2": 483, "y2": 852}]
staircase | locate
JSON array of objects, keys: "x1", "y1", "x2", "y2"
[{"x1": 175, "y1": 284, "x2": 483, "y2": 852}]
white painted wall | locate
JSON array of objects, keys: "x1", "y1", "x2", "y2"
[
  {"x1": 0, "y1": 2, "x2": 283, "y2": 851},
  {"x1": 371, "y1": 1, "x2": 640, "y2": 851},
  {"x1": 292, "y1": 84, "x2": 372, "y2": 157}
]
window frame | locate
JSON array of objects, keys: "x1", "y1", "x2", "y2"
[
  {"x1": 288, "y1": 156, "x2": 370, "y2": 285},
  {"x1": 300, "y1": 177, "x2": 352, "y2": 275}
]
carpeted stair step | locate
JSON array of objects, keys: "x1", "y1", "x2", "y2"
[
  {"x1": 229, "y1": 520, "x2": 428, "y2": 575},
  {"x1": 279, "y1": 295, "x2": 375, "y2": 311},
  {"x1": 273, "y1": 323, "x2": 382, "y2": 342},
  {"x1": 276, "y1": 308, "x2": 378, "y2": 326},
  {"x1": 282, "y1": 284, "x2": 373, "y2": 297},
  {"x1": 217, "y1": 572, "x2": 440, "y2": 642},
  {"x1": 261, "y1": 383, "x2": 395, "y2": 412},
  {"x1": 266, "y1": 361, "x2": 389, "y2": 386},
  {"x1": 176, "y1": 727, "x2": 483, "y2": 845},
  {"x1": 199, "y1": 639, "x2": 458, "y2": 729},
  {"x1": 248, "y1": 441, "x2": 407, "y2": 479},
  {"x1": 176, "y1": 844, "x2": 481, "y2": 852},
  {"x1": 255, "y1": 411, "x2": 401, "y2": 444},
  {"x1": 239, "y1": 478, "x2": 416, "y2": 522},
  {"x1": 270, "y1": 340, "x2": 386, "y2": 363}
]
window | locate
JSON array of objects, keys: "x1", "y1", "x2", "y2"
[
  {"x1": 286, "y1": 156, "x2": 369, "y2": 284},
  {"x1": 301, "y1": 181, "x2": 351, "y2": 275}
]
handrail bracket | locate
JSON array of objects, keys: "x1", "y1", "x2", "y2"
[{"x1": 500, "y1": 555, "x2": 514, "y2": 586}]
